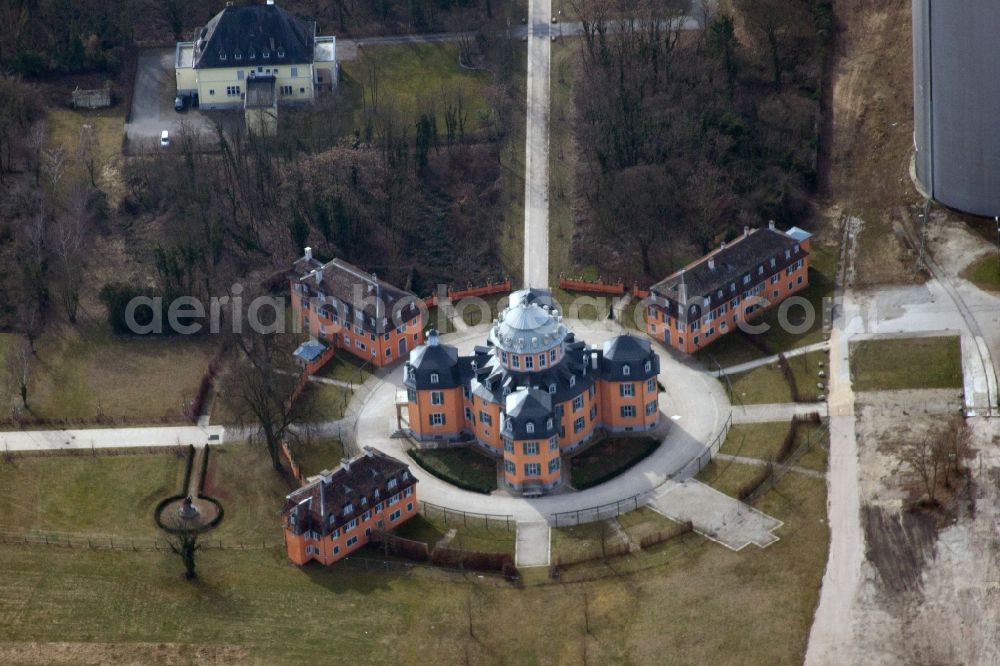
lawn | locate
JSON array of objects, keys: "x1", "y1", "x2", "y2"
[
  {"x1": 298, "y1": 382, "x2": 352, "y2": 420},
  {"x1": 850, "y1": 336, "x2": 963, "y2": 391},
  {"x1": 550, "y1": 520, "x2": 627, "y2": 563},
  {"x1": 393, "y1": 514, "x2": 516, "y2": 555},
  {"x1": 200, "y1": 441, "x2": 296, "y2": 544},
  {"x1": 0, "y1": 450, "x2": 184, "y2": 538},
  {"x1": 46, "y1": 106, "x2": 126, "y2": 205},
  {"x1": 0, "y1": 444, "x2": 829, "y2": 665},
  {"x1": 725, "y1": 350, "x2": 829, "y2": 405},
  {"x1": 314, "y1": 353, "x2": 371, "y2": 385},
  {"x1": 719, "y1": 421, "x2": 829, "y2": 470},
  {"x1": 4, "y1": 323, "x2": 219, "y2": 425},
  {"x1": 338, "y1": 42, "x2": 495, "y2": 136},
  {"x1": 961, "y1": 253, "x2": 1000, "y2": 293},
  {"x1": 549, "y1": 39, "x2": 585, "y2": 286},
  {"x1": 569, "y1": 436, "x2": 660, "y2": 490},
  {"x1": 407, "y1": 446, "x2": 498, "y2": 494},
  {"x1": 694, "y1": 459, "x2": 770, "y2": 499},
  {"x1": 287, "y1": 438, "x2": 345, "y2": 478}
]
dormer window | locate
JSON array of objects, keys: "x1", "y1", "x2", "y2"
[
  {"x1": 526, "y1": 422, "x2": 535, "y2": 434},
  {"x1": 277, "y1": 47, "x2": 285, "y2": 58},
  {"x1": 402, "y1": 470, "x2": 409, "y2": 480},
  {"x1": 359, "y1": 496, "x2": 367, "y2": 506},
  {"x1": 219, "y1": 50, "x2": 227, "y2": 60},
  {"x1": 387, "y1": 478, "x2": 397, "y2": 490},
  {"x1": 644, "y1": 360, "x2": 652, "y2": 372},
  {"x1": 546, "y1": 418, "x2": 553, "y2": 429},
  {"x1": 234, "y1": 49, "x2": 242, "y2": 60},
  {"x1": 430, "y1": 373, "x2": 439, "y2": 384},
  {"x1": 249, "y1": 48, "x2": 256, "y2": 59},
  {"x1": 569, "y1": 376, "x2": 576, "y2": 387},
  {"x1": 263, "y1": 49, "x2": 270, "y2": 58},
  {"x1": 623, "y1": 365, "x2": 631, "y2": 376},
  {"x1": 548, "y1": 383, "x2": 556, "y2": 394},
  {"x1": 343, "y1": 503, "x2": 353, "y2": 516}
]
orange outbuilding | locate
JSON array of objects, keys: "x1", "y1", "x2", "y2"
[{"x1": 281, "y1": 447, "x2": 418, "y2": 566}]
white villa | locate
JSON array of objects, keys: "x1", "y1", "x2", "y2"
[{"x1": 174, "y1": 0, "x2": 336, "y2": 112}]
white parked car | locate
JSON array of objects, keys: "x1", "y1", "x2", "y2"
[{"x1": 160, "y1": 130, "x2": 170, "y2": 147}]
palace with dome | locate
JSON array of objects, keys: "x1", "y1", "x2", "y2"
[{"x1": 404, "y1": 289, "x2": 661, "y2": 495}]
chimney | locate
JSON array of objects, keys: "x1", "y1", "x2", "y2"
[
  {"x1": 364, "y1": 446, "x2": 374, "y2": 458},
  {"x1": 743, "y1": 226, "x2": 750, "y2": 238},
  {"x1": 314, "y1": 269, "x2": 323, "y2": 285},
  {"x1": 304, "y1": 246, "x2": 312, "y2": 261},
  {"x1": 267, "y1": 0, "x2": 275, "y2": 4},
  {"x1": 341, "y1": 458, "x2": 352, "y2": 472},
  {"x1": 678, "y1": 270, "x2": 688, "y2": 304},
  {"x1": 720, "y1": 241, "x2": 726, "y2": 251},
  {"x1": 428, "y1": 329, "x2": 440, "y2": 346},
  {"x1": 768, "y1": 220, "x2": 776, "y2": 231},
  {"x1": 708, "y1": 257, "x2": 716, "y2": 271}
]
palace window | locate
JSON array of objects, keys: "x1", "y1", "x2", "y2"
[
  {"x1": 573, "y1": 417, "x2": 585, "y2": 433},
  {"x1": 620, "y1": 405, "x2": 636, "y2": 418},
  {"x1": 431, "y1": 391, "x2": 444, "y2": 405},
  {"x1": 548, "y1": 458, "x2": 561, "y2": 473},
  {"x1": 623, "y1": 365, "x2": 631, "y2": 376},
  {"x1": 523, "y1": 441, "x2": 539, "y2": 455},
  {"x1": 620, "y1": 383, "x2": 635, "y2": 397},
  {"x1": 572, "y1": 396, "x2": 583, "y2": 412},
  {"x1": 526, "y1": 423, "x2": 535, "y2": 434},
  {"x1": 524, "y1": 463, "x2": 541, "y2": 477},
  {"x1": 430, "y1": 413, "x2": 445, "y2": 426},
  {"x1": 430, "y1": 373, "x2": 439, "y2": 384}
]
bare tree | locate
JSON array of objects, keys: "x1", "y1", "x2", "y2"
[
  {"x1": 53, "y1": 185, "x2": 90, "y2": 323},
  {"x1": 41, "y1": 145, "x2": 66, "y2": 192},
  {"x1": 5, "y1": 338, "x2": 33, "y2": 410},
  {"x1": 163, "y1": 516, "x2": 202, "y2": 580}
]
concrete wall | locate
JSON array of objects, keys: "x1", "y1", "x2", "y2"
[{"x1": 913, "y1": 0, "x2": 1000, "y2": 216}]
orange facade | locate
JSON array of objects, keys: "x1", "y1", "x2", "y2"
[
  {"x1": 284, "y1": 484, "x2": 417, "y2": 566},
  {"x1": 647, "y1": 228, "x2": 812, "y2": 355},
  {"x1": 599, "y1": 377, "x2": 660, "y2": 432},
  {"x1": 502, "y1": 435, "x2": 561, "y2": 488},
  {"x1": 292, "y1": 286, "x2": 424, "y2": 368}
]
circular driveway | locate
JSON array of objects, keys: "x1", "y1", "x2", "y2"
[{"x1": 350, "y1": 319, "x2": 730, "y2": 523}]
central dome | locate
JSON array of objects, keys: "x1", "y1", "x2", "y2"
[{"x1": 489, "y1": 301, "x2": 568, "y2": 354}]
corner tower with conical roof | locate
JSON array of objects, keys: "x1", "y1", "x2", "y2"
[{"x1": 403, "y1": 290, "x2": 662, "y2": 496}]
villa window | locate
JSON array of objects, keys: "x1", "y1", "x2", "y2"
[
  {"x1": 569, "y1": 376, "x2": 576, "y2": 387},
  {"x1": 504, "y1": 460, "x2": 515, "y2": 474},
  {"x1": 620, "y1": 383, "x2": 635, "y2": 397},
  {"x1": 512, "y1": 355, "x2": 520, "y2": 369},
  {"x1": 430, "y1": 373, "x2": 439, "y2": 384},
  {"x1": 524, "y1": 463, "x2": 541, "y2": 477},
  {"x1": 539, "y1": 354, "x2": 547, "y2": 368},
  {"x1": 387, "y1": 478, "x2": 397, "y2": 491},
  {"x1": 623, "y1": 365, "x2": 631, "y2": 376},
  {"x1": 644, "y1": 360, "x2": 651, "y2": 372},
  {"x1": 546, "y1": 418, "x2": 553, "y2": 430},
  {"x1": 548, "y1": 458, "x2": 560, "y2": 473},
  {"x1": 343, "y1": 504, "x2": 354, "y2": 516},
  {"x1": 480, "y1": 411, "x2": 493, "y2": 426},
  {"x1": 589, "y1": 405, "x2": 597, "y2": 421},
  {"x1": 526, "y1": 423, "x2": 535, "y2": 434},
  {"x1": 347, "y1": 535, "x2": 358, "y2": 546},
  {"x1": 525, "y1": 356, "x2": 534, "y2": 369},
  {"x1": 549, "y1": 349, "x2": 557, "y2": 363},
  {"x1": 504, "y1": 439, "x2": 514, "y2": 453},
  {"x1": 620, "y1": 405, "x2": 636, "y2": 418},
  {"x1": 647, "y1": 378, "x2": 656, "y2": 392},
  {"x1": 549, "y1": 437, "x2": 558, "y2": 451},
  {"x1": 291, "y1": 66, "x2": 298, "y2": 77},
  {"x1": 431, "y1": 391, "x2": 444, "y2": 405},
  {"x1": 573, "y1": 417, "x2": 585, "y2": 433},
  {"x1": 523, "y1": 441, "x2": 539, "y2": 455},
  {"x1": 346, "y1": 518, "x2": 358, "y2": 531},
  {"x1": 548, "y1": 383, "x2": 556, "y2": 394},
  {"x1": 572, "y1": 396, "x2": 583, "y2": 412},
  {"x1": 646, "y1": 401, "x2": 657, "y2": 416},
  {"x1": 463, "y1": 386, "x2": 470, "y2": 399},
  {"x1": 502, "y1": 351, "x2": 508, "y2": 363},
  {"x1": 430, "y1": 413, "x2": 445, "y2": 426}
]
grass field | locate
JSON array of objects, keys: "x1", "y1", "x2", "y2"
[
  {"x1": 2, "y1": 323, "x2": 218, "y2": 424},
  {"x1": 394, "y1": 514, "x2": 516, "y2": 555},
  {"x1": 961, "y1": 253, "x2": 1000, "y2": 293},
  {"x1": 408, "y1": 446, "x2": 498, "y2": 494},
  {"x1": 313, "y1": 353, "x2": 371, "y2": 385},
  {"x1": 719, "y1": 421, "x2": 829, "y2": 471},
  {"x1": 287, "y1": 438, "x2": 345, "y2": 478},
  {"x1": 549, "y1": 40, "x2": 585, "y2": 286},
  {"x1": 0, "y1": 435, "x2": 829, "y2": 665},
  {"x1": 0, "y1": 451, "x2": 184, "y2": 538},
  {"x1": 569, "y1": 436, "x2": 660, "y2": 489},
  {"x1": 726, "y1": 350, "x2": 829, "y2": 405},
  {"x1": 850, "y1": 336, "x2": 963, "y2": 391},
  {"x1": 46, "y1": 106, "x2": 126, "y2": 205},
  {"x1": 339, "y1": 43, "x2": 494, "y2": 136}
]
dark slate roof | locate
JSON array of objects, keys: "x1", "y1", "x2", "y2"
[
  {"x1": 193, "y1": 3, "x2": 315, "y2": 69},
  {"x1": 245, "y1": 75, "x2": 276, "y2": 108},
  {"x1": 650, "y1": 227, "x2": 806, "y2": 305},
  {"x1": 297, "y1": 257, "x2": 419, "y2": 334},
  {"x1": 602, "y1": 335, "x2": 652, "y2": 362},
  {"x1": 282, "y1": 447, "x2": 415, "y2": 536},
  {"x1": 404, "y1": 333, "x2": 475, "y2": 390},
  {"x1": 503, "y1": 388, "x2": 558, "y2": 439}
]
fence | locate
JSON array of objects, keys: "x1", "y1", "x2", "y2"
[
  {"x1": 668, "y1": 411, "x2": 734, "y2": 481},
  {"x1": 0, "y1": 528, "x2": 282, "y2": 552},
  {"x1": 420, "y1": 500, "x2": 514, "y2": 531},
  {"x1": 743, "y1": 417, "x2": 830, "y2": 504},
  {"x1": 558, "y1": 276, "x2": 626, "y2": 295},
  {"x1": 550, "y1": 493, "x2": 647, "y2": 527},
  {"x1": 422, "y1": 279, "x2": 514, "y2": 308}
]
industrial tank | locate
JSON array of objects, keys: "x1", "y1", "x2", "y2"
[{"x1": 912, "y1": 0, "x2": 1000, "y2": 217}]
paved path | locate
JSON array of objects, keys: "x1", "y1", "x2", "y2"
[
  {"x1": 805, "y1": 216, "x2": 864, "y2": 664},
  {"x1": 515, "y1": 521, "x2": 551, "y2": 567},
  {"x1": 714, "y1": 453, "x2": 826, "y2": 480},
  {"x1": 522, "y1": 0, "x2": 552, "y2": 289},
  {"x1": 731, "y1": 402, "x2": 827, "y2": 424},
  {"x1": 648, "y1": 480, "x2": 783, "y2": 551},
  {"x1": 0, "y1": 425, "x2": 225, "y2": 452},
  {"x1": 351, "y1": 321, "x2": 731, "y2": 523},
  {"x1": 715, "y1": 340, "x2": 831, "y2": 377}
]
